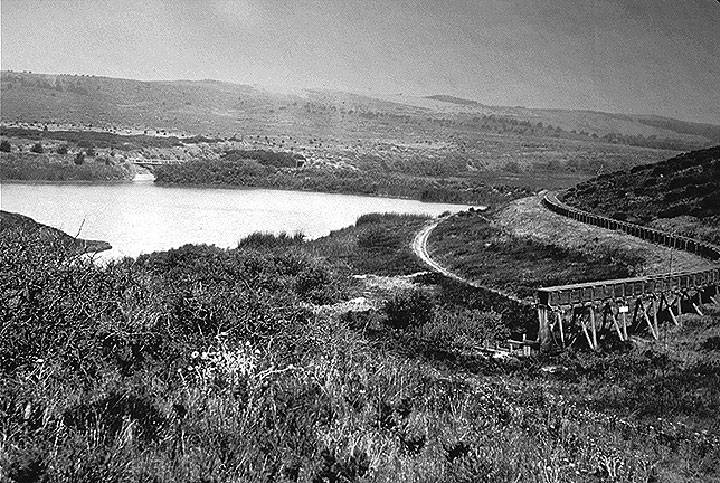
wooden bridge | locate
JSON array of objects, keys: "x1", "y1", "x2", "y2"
[{"x1": 536, "y1": 192, "x2": 720, "y2": 350}]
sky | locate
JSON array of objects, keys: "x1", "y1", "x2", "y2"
[{"x1": 2, "y1": 0, "x2": 719, "y2": 124}]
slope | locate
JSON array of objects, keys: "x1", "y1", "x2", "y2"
[{"x1": 562, "y1": 146, "x2": 720, "y2": 244}]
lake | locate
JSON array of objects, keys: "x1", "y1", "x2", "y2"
[{"x1": 1, "y1": 180, "x2": 467, "y2": 258}]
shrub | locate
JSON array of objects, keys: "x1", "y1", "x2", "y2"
[
  {"x1": 0, "y1": 140, "x2": 10, "y2": 152},
  {"x1": 357, "y1": 227, "x2": 400, "y2": 249},
  {"x1": 30, "y1": 142, "x2": 43, "y2": 153},
  {"x1": 424, "y1": 307, "x2": 507, "y2": 348},
  {"x1": 63, "y1": 393, "x2": 166, "y2": 444},
  {"x1": 383, "y1": 290, "x2": 434, "y2": 330},
  {"x1": 56, "y1": 144, "x2": 69, "y2": 154},
  {"x1": 236, "y1": 232, "x2": 304, "y2": 249},
  {"x1": 74, "y1": 152, "x2": 85, "y2": 165}
]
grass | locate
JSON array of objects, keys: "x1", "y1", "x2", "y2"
[
  {"x1": 153, "y1": 159, "x2": 536, "y2": 205},
  {"x1": 428, "y1": 210, "x2": 644, "y2": 300},
  {"x1": 1, "y1": 152, "x2": 135, "y2": 181},
  {"x1": 1, "y1": 213, "x2": 719, "y2": 482},
  {"x1": 0, "y1": 210, "x2": 111, "y2": 253},
  {"x1": 563, "y1": 146, "x2": 720, "y2": 245},
  {"x1": 306, "y1": 213, "x2": 431, "y2": 276}
]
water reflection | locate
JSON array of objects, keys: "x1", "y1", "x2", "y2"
[{"x1": 2, "y1": 182, "x2": 466, "y2": 258}]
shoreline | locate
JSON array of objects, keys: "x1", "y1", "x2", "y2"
[
  {"x1": 1, "y1": 178, "x2": 136, "y2": 186},
  {"x1": 0, "y1": 210, "x2": 112, "y2": 254},
  {"x1": 3, "y1": 177, "x2": 480, "y2": 207},
  {"x1": 152, "y1": 180, "x2": 479, "y2": 206}
]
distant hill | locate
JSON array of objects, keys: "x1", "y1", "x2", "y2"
[
  {"x1": 2, "y1": 72, "x2": 718, "y2": 151},
  {"x1": 425, "y1": 95, "x2": 481, "y2": 106},
  {"x1": 633, "y1": 115, "x2": 720, "y2": 144},
  {"x1": 563, "y1": 145, "x2": 720, "y2": 244},
  {"x1": 421, "y1": 94, "x2": 719, "y2": 147}
]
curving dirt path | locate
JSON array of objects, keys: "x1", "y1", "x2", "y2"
[
  {"x1": 412, "y1": 217, "x2": 527, "y2": 304},
  {"x1": 412, "y1": 194, "x2": 713, "y2": 305}
]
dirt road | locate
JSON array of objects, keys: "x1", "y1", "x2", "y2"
[{"x1": 412, "y1": 217, "x2": 527, "y2": 304}]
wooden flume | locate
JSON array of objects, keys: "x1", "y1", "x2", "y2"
[{"x1": 536, "y1": 192, "x2": 720, "y2": 351}]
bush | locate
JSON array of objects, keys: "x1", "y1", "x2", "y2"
[
  {"x1": 424, "y1": 307, "x2": 507, "y2": 349},
  {"x1": 0, "y1": 140, "x2": 10, "y2": 152},
  {"x1": 153, "y1": 159, "x2": 533, "y2": 205},
  {"x1": 74, "y1": 152, "x2": 85, "y2": 165},
  {"x1": 56, "y1": 144, "x2": 69, "y2": 154},
  {"x1": 383, "y1": 290, "x2": 434, "y2": 330},
  {"x1": 30, "y1": 142, "x2": 43, "y2": 154},
  {"x1": 236, "y1": 232, "x2": 304, "y2": 249},
  {"x1": 357, "y1": 227, "x2": 400, "y2": 249}
]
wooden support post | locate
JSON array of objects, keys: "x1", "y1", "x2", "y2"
[
  {"x1": 709, "y1": 286, "x2": 720, "y2": 305},
  {"x1": 652, "y1": 297, "x2": 659, "y2": 340},
  {"x1": 610, "y1": 309, "x2": 624, "y2": 341},
  {"x1": 580, "y1": 316, "x2": 594, "y2": 350},
  {"x1": 557, "y1": 311, "x2": 565, "y2": 348},
  {"x1": 590, "y1": 306, "x2": 598, "y2": 349},
  {"x1": 676, "y1": 293, "x2": 682, "y2": 324},
  {"x1": 641, "y1": 300, "x2": 657, "y2": 339},
  {"x1": 580, "y1": 319, "x2": 594, "y2": 349},
  {"x1": 692, "y1": 302, "x2": 703, "y2": 315},
  {"x1": 538, "y1": 306, "x2": 551, "y2": 351},
  {"x1": 692, "y1": 300, "x2": 703, "y2": 315},
  {"x1": 622, "y1": 311, "x2": 628, "y2": 340},
  {"x1": 601, "y1": 306, "x2": 608, "y2": 342},
  {"x1": 631, "y1": 300, "x2": 640, "y2": 331},
  {"x1": 691, "y1": 292, "x2": 703, "y2": 315},
  {"x1": 667, "y1": 304, "x2": 678, "y2": 325}
]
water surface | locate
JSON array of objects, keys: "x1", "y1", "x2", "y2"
[{"x1": 1, "y1": 181, "x2": 466, "y2": 258}]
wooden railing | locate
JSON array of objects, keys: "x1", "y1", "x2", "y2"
[
  {"x1": 537, "y1": 191, "x2": 720, "y2": 349},
  {"x1": 542, "y1": 191, "x2": 720, "y2": 260}
]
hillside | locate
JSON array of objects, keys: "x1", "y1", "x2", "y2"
[
  {"x1": 562, "y1": 146, "x2": 720, "y2": 244},
  {"x1": 3, "y1": 72, "x2": 717, "y2": 152},
  {"x1": 0, "y1": 210, "x2": 110, "y2": 253},
  {"x1": 4, "y1": 212, "x2": 720, "y2": 482},
  {"x1": 415, "y1": 93, "x2": 719, "y2": 146},
  {"x1": 5, "y1": 72, "x2": 720, "y2": 196}
]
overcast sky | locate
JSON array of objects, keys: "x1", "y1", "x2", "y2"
[{"x1": 2, "y1": 0, "x2": 719, "y2": 123}]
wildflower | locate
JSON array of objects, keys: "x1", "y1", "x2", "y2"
[{"x1": 191, "y1": 351, "x2": 200, "y2": 359}]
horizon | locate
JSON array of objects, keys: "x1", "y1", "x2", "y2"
[
  {"x1": 2, "y1": 0, "x2": 719, "y2": 124},
  {"x1": 4, "y1": 67, "x2": 720, "y2": 128}
]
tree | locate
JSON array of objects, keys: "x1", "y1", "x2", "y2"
[
  {"x1": 0, "y1": 140, "x2": 10, "y2": 152},
  {"x1": 30, "y1": 142, "x2": 43, "y2": 154},
  {"x1": 75, "y1": 152, "x2": 85, "y2": 165},
  {"x1": 57, "y1": 144, "x2": 69, "y2": 155}
]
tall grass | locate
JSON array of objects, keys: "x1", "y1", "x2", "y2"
[{"x1": 2, "y1": 218, "x2": 719, "y2": 481}]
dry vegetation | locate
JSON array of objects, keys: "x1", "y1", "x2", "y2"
[
  {"x1": 427, "y1": 210, "x2": 643, "y2": 301},
  {"x1": 2, "y1": 211, "x2": 719, "y2": 482},
  {"x1": 3, "y1": 74, "x2": 720, "y2": 480},
  {"x1": 563, "y1": 146, "x2": 720, "y2": 245},
  {"x1": 5, "y1": 71, "x2": 716, "y2": 196}
]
